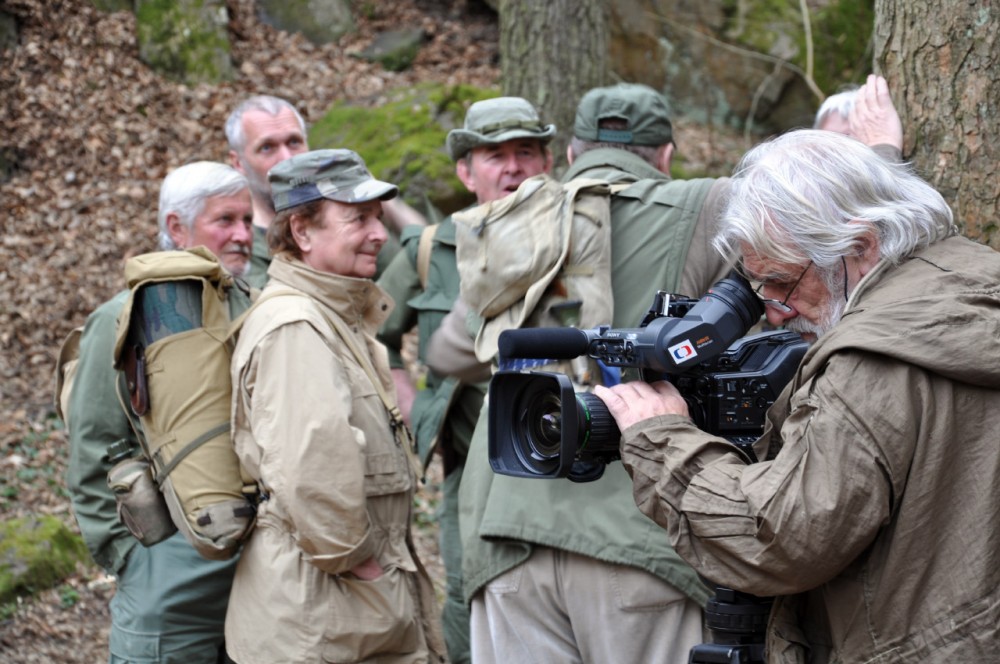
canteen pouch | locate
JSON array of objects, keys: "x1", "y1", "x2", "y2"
[{"x1": 107, "y1": 455, "x2": 177, "y2": 546}]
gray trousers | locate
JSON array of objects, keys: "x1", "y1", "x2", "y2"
[
  {"x1": 109, "y1": 532, "x2": 237, "y2": 664},
  {"x1": 470, "y1": 547, "x2": 704, "y2": 664}
]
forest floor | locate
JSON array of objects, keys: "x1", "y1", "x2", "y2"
[{"x1": 0, "y1": 0, "x2": 746, "y2": 661}]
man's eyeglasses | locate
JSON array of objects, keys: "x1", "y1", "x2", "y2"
[{"x1": 747, "y1": 261, "x2": 813, "y2": 314}]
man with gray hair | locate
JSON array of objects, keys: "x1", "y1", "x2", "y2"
[
  {"x1": 377, "y1": 96, "x2": 555, "y2": 664},
  {"x1": 597, "y1": 129, "x2": 1000, "y2": 662},
  {"x1": 226, "y1": 94, "x2": 426, "y2": 288},
  {"x1": 67, "y1": 161, "x2": 253, "y2": 663},
  {"x1": 225, "y1": 95, "x2": 310, "y2": 286},
  {"x1": 451, "y1": 83, "x2": 727, "y2": 664}
]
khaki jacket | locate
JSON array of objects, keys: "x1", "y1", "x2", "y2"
[
  {"x1": 622, "y1": 236, "x2": 1000, "y2": 662},
  {"x1": 227, "y1": 255, "x2": 446, "y2": 663}
]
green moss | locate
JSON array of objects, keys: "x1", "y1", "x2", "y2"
[
  {"x1": 309, "y1": 83, "x2": 499, "y2": 214},
  {"x1": 0, "y1": 516, "x2": 89, "y2": 605},
  {"x1": 380, "y1": 44, "x2": 421, "y2": 72},
  {"x1": 809, "y1": 0, "x2": 875, "y2": 94},
  {"x1": 135, "y1": 0, "x2": 233, "y2": 85}
]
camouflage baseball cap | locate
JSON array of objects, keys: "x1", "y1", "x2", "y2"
[
  {"x1": 574, "y1": 83, "x2": 673, "y2": 146},
  {"x1": 269, "y1": 149, "x2": 398, "y2": 212},
  {"x1": 446, "y1": 97, "x2": 556, "y2": 161}
]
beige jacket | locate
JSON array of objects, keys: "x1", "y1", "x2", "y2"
[{"x1": 226, "y1": 255, "x2": 446, "y2": 664}]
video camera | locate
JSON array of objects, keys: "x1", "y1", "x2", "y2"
[{"x1": 487, "y1": 273, "x2": 809, "y2": 482}]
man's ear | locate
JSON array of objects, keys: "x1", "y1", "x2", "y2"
[
  {"x1": 853, "y1": 226, "x2": 882, "y2": 277},
  {"x1": 655, "y1": 143, "x2": 674, "y2": 175},
  {"x1": 543, "y1": 147, "x2": 554, "y2": 174},
  {"x1": 289, "y1": 215, "x2": 311, "y2": 254},
  {"x1": 228, "y1": 149, "x2": 244, "y2": 173},
  {"x1": 566, "y1": 144, "x2": 575, "y2": 166},
  {"x1": 456, "y1": 159, "x2": 476, "y2": 195},
  {"x1": 166, "y1": 212, "x2": 191, "y2": 249}
]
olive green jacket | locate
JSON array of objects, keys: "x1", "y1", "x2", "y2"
[
  {"x1": 66, "y1": 290, "x2": 138, "y2": 574},
  {"x1": 377, "y1": 218, "x2": 486, "y2": 467},
  {"x1": 458, "y1": 149, "x2": 731, "y2": 605},
  {"x1": 247, "y1": 224, "x2": 270, "y2": 290}
]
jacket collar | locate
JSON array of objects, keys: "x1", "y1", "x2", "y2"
[
  {"x1": 564, "y1": 147, "x2": 667, "y2": 184},
  {"x1": 266, "y1": 253, "x2": 394, "y2": 332}
]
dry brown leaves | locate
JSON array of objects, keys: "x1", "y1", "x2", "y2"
[
  {"x1": 0, "y1": 0, "x2": 493, "y2": 659},
  {"x1": 0, "y1": 1, "x2": 746, "y2": 657}
]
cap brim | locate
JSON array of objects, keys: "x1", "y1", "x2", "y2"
[
  {"x1": 447, "y1": 124, "x2": 556, "y2": 161},
  {"x1": 317, "y1": 178, "x2": 398, "y2": 203}
]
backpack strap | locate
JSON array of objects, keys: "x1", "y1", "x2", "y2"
[
  {"x1": 415, "y1": 223, "x2": 439, "y2": 290},
  {"x1": 312, "y1": 304, "x2": 423, "y2": 479}
]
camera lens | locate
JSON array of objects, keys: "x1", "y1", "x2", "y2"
[
  {"x1": 511, "y1": 382, "x2": 566, "y2": 476},
  {"x1": 524, "y1": 393, "x2": 563, "y2": 462},
  {"x1": 493, "y1": 372, "x2": 626, "y2": 479},
  {"x1": 574, "y1": 393, "x2": 620, "y2": 457}
]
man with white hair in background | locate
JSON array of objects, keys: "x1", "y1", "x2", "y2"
[
  {"x1": 813, "y1": 86, "x2": 858, "y2": 135},
  {"x1": 67, "y1": 162, "x2": 253, "y2": 664}
]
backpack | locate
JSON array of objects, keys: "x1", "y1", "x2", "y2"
[
  {"x1": 453, "y1": 174, "x2": 624, "y2": 367},
  {"x1": 106, "y1": 247, "x2": 257, "y2": 560},
  {"x1": 54, "y1": 326, "x2": 82, "y2": 433}
]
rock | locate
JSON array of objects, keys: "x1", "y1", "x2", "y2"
[
  {"x1": 309, "y1": 83, "x2": 498, "y2": 215},
  {"x1": 0, "y1": 516, "x2": 90, "y2": 604},
  {"x1": 356, "y1": 28, "x2": 427, "y2": 72},
  {"x1": 135, "y1": 0, "x2": 234, "y2": 85},
  {"x1": 257, "y1": 0, "x2": 354, "y2": 45},
  {"x1": 607, "y1": 0, "x2": 873, "y2": 133}
]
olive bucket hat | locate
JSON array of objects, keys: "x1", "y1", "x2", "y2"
[
  {"x1": 573, "y1": 83, "x2": 673, "y2": 146},
  {"x1": 269, "y1": 149, "x2": 398, "y2": 212},
  {"x1": 446, "y1": 97, "x2": 556, "y2": 161}
]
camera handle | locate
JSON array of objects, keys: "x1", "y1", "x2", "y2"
[{"x1": 688, "y1": 585, "x2": 771, "y2": 664}]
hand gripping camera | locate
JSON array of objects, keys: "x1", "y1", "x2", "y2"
[
  {"x1": 487, "y1": 273, "x2": 809, "y2": 482},
  {"x1": 488, "y1": 273, "x2": 807, "y2": 664}
]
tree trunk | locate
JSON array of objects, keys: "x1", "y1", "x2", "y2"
[
  {"x1": 873, "y1": 0, "x2": 999, "y2": 249},
  {"x1": 499, "y1": 0, "x2": 608, "y2": 171}
]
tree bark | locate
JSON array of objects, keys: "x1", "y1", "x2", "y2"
[
  {"x1": 874, "y1": 0, "x2": 999, "y2": 248},
  {"x1": 499, "y1": 0, "x2": 609, "y2": 171}
]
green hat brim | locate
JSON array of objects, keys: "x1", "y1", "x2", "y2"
[{"x1": 446, "y1": 124, "x2": 556, "y2": 161}]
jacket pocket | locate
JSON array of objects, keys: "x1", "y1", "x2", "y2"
[
  {"x1": 364, "y1": 451, "x2": 412, "y2": 497},
  {"x1": 322, "y1": 567, "x2": 421, "y2": 662}
]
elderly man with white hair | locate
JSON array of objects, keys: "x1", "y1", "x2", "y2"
[
  {"x1": 597, "y1": 129, "x2": 1000, "y2": 662},
  {"x1": 67, "y1": 161, "x2": 253, "y2": 664}
]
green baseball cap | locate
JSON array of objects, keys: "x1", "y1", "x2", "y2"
[
  {"x1": 574, "y1": 83, "x2": 673, "y2": 146},
  {"x1": 446, "y1": 97, "x2": 556, "y2": 161},
  {"x1": 269, "y1": 149, "x2": 398, "y2": 212}
]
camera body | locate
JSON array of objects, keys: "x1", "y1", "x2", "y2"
[{"x1": 488, "y1": 274, "x2": 809, "y2": 480}]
